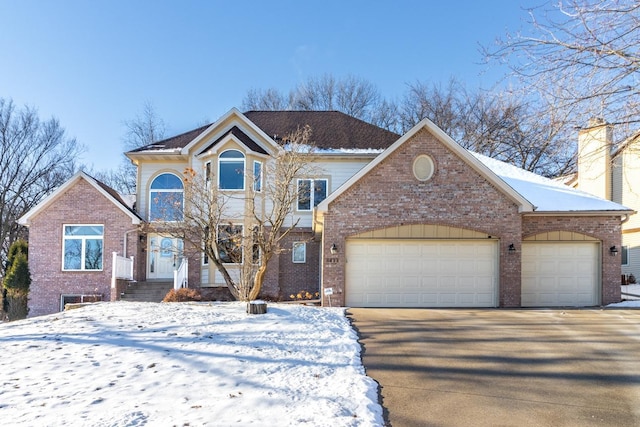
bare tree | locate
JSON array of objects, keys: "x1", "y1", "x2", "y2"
[
  {"x1": 242, "y1": 88, "x2": 291, "y2": 111},
  {"x1": 399, "y1": 79, "x2": 575, "y2": 176},
  {"x1": 148, "y1": 126, "x2": 317, "y2": 301},
  {"x1": 486, "y1": 0, "x2": 640, "y2": 139},
  {"x1": 241, "y1": 74, "x2": 400, "y2": 132},
  {"x1": 399, "y1": 79, "x2": 465, "y2": 134},
  {"x1": 94, "y1": 102, "x2": 167, "y2": 194},
  {"x1": 0, "y1": 98, "x2": 81, "y2": 275}
]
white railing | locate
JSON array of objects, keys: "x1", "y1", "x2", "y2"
[
  {"x1": 174, "y1": 258, "x2": 188, "y2": 290},
  {"x1": 111, "y1": 252, "x2": 134, "y2": 289}
]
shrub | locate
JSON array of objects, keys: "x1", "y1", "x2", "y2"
[
  {"x1": 4, "y1": 252, "x2": 31, "y2": 292},
  {"x1": 162, "y1": 288, "x2": 202, "y2": 302},
  {"x1": 5, "y1": 239, "x2": 28, "y2": 272},
  {"x1": 289, "y1": 290, "x2": 320, "y2": 301}
]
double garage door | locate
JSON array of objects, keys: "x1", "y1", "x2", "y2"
[
  {"x1": 345, "y1": 240, "x2": 499, "y2": 307},
  {"x1": 345, "y1": 240, "x2": 599, "y2": 308}
]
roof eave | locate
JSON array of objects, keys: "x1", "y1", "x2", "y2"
[
  {"x1": 523, "y1": 209, "x2": 636, "y2": 217},
  {"x1": 182, "y1": 108, "x2": 282, "y2": 156},
  {"x1": 18, "y1": 172, "x2": 142, "y2": 227}
]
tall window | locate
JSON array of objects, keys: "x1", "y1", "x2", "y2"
[
  {"x1": 149, "y1": 173, "x2": 183, "y2": 221},
  {"x1": 205, "y1": 161, "x2": 212, "y2": 187},
  {"x1": 217, "y1": 224, "x2": 243, "y2": 264},
  {"x1": 297, "y1": 179, "x2": 328, "y2": 211},
  {"x1": 219, "y1": 150, "x2": 245, "y2": 190},
  {"x1": 253, "y1": 161, "x2": 262, "y2": 192},
  {"x1": 63, "y1": 225, "x2": 104, "y2": 271}
]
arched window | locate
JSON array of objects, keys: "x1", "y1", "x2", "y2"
[
  {"x1": 218, "y1": 149, "x2": 245, "y2": 190},
  {"x1": 149, "y1": 173, "x2": 183, "y2": 221}
]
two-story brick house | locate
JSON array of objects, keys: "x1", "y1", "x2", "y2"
[{"x1": 19, "y1": 108, "x2": 632, "y2": 316}]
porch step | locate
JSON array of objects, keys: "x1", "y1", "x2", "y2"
[{"x1": 120, "y1": 281, "x2": 173, "y2": 302}]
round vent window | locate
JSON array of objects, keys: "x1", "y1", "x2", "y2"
[{"x1": 413, "y1": 154, "x2": 435, "y2": 181}]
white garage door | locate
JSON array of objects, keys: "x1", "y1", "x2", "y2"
[
  {"x1": 345, "y1": 239, "x2": 498, "y2": 307},
  {"x1": 522, "y1": 242, "x2": 599, "y2": 307}
]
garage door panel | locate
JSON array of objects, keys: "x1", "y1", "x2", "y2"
[
  {"x1": 346, "y1": 239, "x2": 498, "y2": 307},
  {"x1": 522, "y1": 242, "x2": 598, "y2": 307}
]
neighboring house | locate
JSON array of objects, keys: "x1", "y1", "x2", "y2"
[
  {"x1": 565, "y1": 118, "x2": 640, "y2": 282},
  {"x1": 19, "y1": 109, "x2": 632, "y2": 316}
]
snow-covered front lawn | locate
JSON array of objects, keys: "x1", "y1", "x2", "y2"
[{"x1": 0, "y1": 302, "x2": 382, "y2": 426}]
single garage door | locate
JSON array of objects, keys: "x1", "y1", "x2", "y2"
[
  {"x1": 521, "y1": 242, "x2": 599, "y2": 307},
  {"x1": 345, "y1": 239, "x2": 498, "y2": 307}
]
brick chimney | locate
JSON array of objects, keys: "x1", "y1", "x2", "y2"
[{"x1": 577, "y1": 118, "x2": 612, "y2": 200}]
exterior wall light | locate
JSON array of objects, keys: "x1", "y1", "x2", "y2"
[
  {"x1": 330, "y1": 243, "x2": 338, "y2": 255},
  {"x1": 508, "y1": 243, "x2": 516, "y2": 253},
  {"x1": 610, "y1": 246, "x2": 618, "y2": 256}
]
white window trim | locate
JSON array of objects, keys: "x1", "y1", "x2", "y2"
[
  {"x1": 292, "y1": 242, "x2": 306, "y2": 263},
  {"x1": 296, "y1": 178, "x2": 328, "y2": 212},
  {"x1": 62, "y1": 224, "x2": 104, "y2": 271},
  {"x1": 218, "y1": 149, "x2": 246, "y2": 191},
  {"x1": 148, "y1": 172, "x2": 184, "y2": 222}
]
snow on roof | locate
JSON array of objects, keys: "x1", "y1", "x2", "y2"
[{"x1": 471, "y1": 152, "x2": 632, "y2": 213}]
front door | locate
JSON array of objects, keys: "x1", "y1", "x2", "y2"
[{"x1": 148, "y1": 235, "x2": 183, "y2": 280}]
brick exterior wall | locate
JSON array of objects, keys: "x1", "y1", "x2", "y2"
[
  {"x1": 321, "y1": 127, "x2": 624, "y2": 307},
  {"x1": 277, "y1": 229, "x2": 320, "y2": 300},
  {"x1": 27, "y1": 179, "x2": 139, "y2": 316},
  {"x1": 522, "y1": 215, "x2": 622, "y2": 305},
  {"x1": 322, "y1": 128, "x2": 523, "y2": 307},
  {"x1": 196, "y1": 228, "x2": 320, "y2": 302}
]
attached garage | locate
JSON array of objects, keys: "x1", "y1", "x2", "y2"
[
  {"x1": 521, "y1": 241, "x2": 600, "y2": 307},
  {"x1": 345, "y1": 239, "x2": 498, "y2": 307}
]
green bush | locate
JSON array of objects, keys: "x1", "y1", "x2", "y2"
[
  {"x1": 4, "y1": 252, "x2": 31, "y2": 292},
  {"x1": 162, "y1": 288, "x2": 202, "y2": 302},
  {"x1": 6, "y1": 239, "x2": 28, "y2": 271}
]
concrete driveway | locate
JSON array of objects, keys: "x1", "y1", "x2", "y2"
[{"x1": 348, "y1": 308, "x2": 640, "y2": 427}]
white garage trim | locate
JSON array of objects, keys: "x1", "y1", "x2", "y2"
[
  {"x1": 345, "y1": 239, "x2": 499, "y2": 308},
  {"x1": 521, "y1": 242, "x2": 600, "y2": 307}
]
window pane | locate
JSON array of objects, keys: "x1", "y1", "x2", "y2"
[
  {"x1": 293, "y1": 242, "x2": 306, "y2": 263},
  {"x1": 150, "y1": 191, "x2": 184, "y2": 221},
  {"x1": 84, "y1": 239, "x2": 103, "y2": 270},
  {"x1": 65, "y1": 225, "x2": 103, "y2": 236},
  {"x1": 297, "y1": 180, "x2": 311, "y2": 211},
  {"x1": 220, "y1": 150, "x2": 244, "y2": 159},
  {"x1": 313, "y1": 180, "x2": 327, "y2": 206},
  {"x1": 63, "y1": 239, "x2": 82, "y2": 270},
  {"x1": 217, "y1": 225, "x2": 243, "y2": 263},
  {"x1": 219, "y1": 161, "x2": 244, "y2": 190},
  {"x1": 622, "y1": 246, "x2": 629, "y2": 265},
  {"x1": 151, "y1": 173, "x2": 183, "y2": 189},
  {"x1": 253, "y1": 161, "x2": 262, "y2": 192}
]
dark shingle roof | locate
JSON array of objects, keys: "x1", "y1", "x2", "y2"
[
  {"x1": 129, "y1": 110, "x2": 400, "y2": 154},
  {"x1": 244, "y1": 111, "x2": 400, "y2": 150},
  {"x1": 129, "y1": 123, "x2": 212, "y2": 153},
  {"x1": 198, "y1": 126, "x2": 268, "y2": 155},
  {"x1": 84, "y1": 172, "x2": 143, "y2": 220}
]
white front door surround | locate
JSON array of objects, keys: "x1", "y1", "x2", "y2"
[{"x1": 148, "y1": 234, "x2": 183, "y2": 280}]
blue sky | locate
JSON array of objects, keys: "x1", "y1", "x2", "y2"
[{"x1": 0, "y1": 1, "x2": 537, "y2": 171}]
